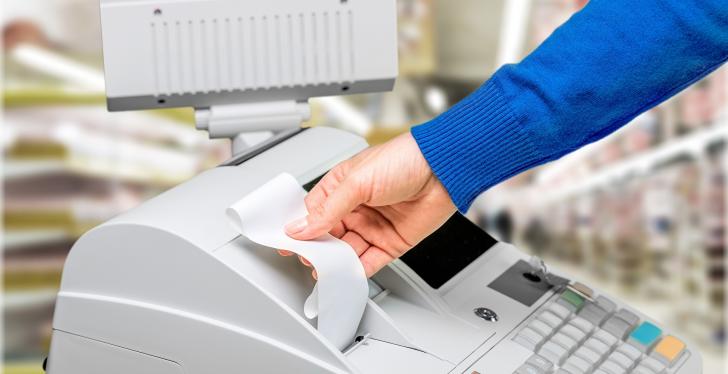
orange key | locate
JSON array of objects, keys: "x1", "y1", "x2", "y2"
[{"x1": 653, "y1": 335, "x2": 686, "y2": 365}]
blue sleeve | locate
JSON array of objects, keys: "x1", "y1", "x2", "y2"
[{"x1": 411, "y1": 0, "x2": 728, "y2": 212}]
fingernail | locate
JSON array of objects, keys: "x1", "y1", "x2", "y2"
[
  {"x1": 299, "y1": 256, "x2": 312, "y2": 267},
  {"x1": 285, "y1": 217, "x2": 307, "y2": 235}
]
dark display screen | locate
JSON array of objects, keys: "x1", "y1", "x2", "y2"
[{"x1": 399, "y1": 213, "x2": 498, "y2": 289}]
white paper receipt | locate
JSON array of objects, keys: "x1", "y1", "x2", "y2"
[{"x1": 226, "y1": 173, "x2": 368, "y2": 350}]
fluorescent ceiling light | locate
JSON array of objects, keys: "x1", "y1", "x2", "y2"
[{"x1": 11, "y1": 43, "x2": 105, "y2": 91}]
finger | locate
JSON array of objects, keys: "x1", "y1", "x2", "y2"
[
  {"x1": 290, "y1": 177, "x2": 365, "y2": 240},
  {"x1": 341, "y1": 231, "x2": 370, "y2": 257},
  {"x1": 329, "y1": 222, "x2": 346, "y2": 239},
  {"x1": 286, "y1": 166, "x2": 347, "y2": 237},
  {"x1": 301, "y1": 164, "x2": 349, "y2": 219},
  {"x1": 359, "y1": 246, "x2": 396, "y2": 278},
  {"x1": 277, "y1": 250, "x2": 295, "y2": 256},
  {"x1": 312, "y1": 269, "x2": 318, "y2": 280},
  {"x1": 303, "y1": 174, "x2": 338, "y2": 216},
  {"x1": 298, "y1": 255, "x2": 312, "y2": 267},
  {"x1": 343, "y1": 207, "x2": 411, "y2": 254}
]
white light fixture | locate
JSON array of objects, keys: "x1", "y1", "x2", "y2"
[
  {"x1": 424, "y1": 86, "x2": 448, "y2": 114},
  {"x1": 11, "y1": 43, "x2": 105, "y2": 91},
  {"x1": 314, "y1": 97, "x2": 373, "y2": 136}
]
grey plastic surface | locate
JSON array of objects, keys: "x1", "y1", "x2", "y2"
[
  {"x1": 488, "y1": 260, "x2": 552, "y2": 307},
  {"x1": 100, "y1": 0, "x2": 398, "y2": 111},
  {"x1": 346, "y1": 339, "x2": 452, "y2": 374},
  {"x1": 48, "y1": 331, "x2": 182, "y2": 374}
]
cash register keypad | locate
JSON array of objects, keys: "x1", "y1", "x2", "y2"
[{"x1": 512, "y1": 287, "x2": 689, "y2": 374}]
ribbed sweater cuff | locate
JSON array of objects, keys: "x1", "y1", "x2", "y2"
[{"x1": 411, "y1": 77, "x2": 542, "y2": 212}]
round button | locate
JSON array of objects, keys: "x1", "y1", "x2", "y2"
[{"x1": 473, "y1": 307, "x2": 498, "y2": 322}]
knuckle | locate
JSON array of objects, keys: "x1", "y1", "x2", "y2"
[
  {"x1": 331, "y1": 161, "x2": 351, "y2": 181},
  {"x1": 308, "y1": 202, "x2": 328, "y2": 219},
  {"x1": 345, "y1": 174, "x2": 369, "y2": 201},
  {"x1": 303, "y1": 193, "x2": 315, "y2": 207},
  {"x1": 307, "y1": 204, "x2": 337, "y2": 231}
]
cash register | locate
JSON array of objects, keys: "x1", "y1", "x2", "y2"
[{"x1": 45, "y1": 0, "x2": 703, "y2": 373}]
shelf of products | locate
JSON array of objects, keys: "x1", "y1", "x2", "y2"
[
  {"x1": 4, "y1": 289, "x2": 57, "y2": 365},
  {"x1": 540, "y1": 123, "x2": 727, "y2": 202}
]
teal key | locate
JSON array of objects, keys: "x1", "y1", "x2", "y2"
[{"x1": 630, "y1": 322, "x2": 662, "y2": 347}]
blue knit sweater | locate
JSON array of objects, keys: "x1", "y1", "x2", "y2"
[{"x1": 412, "y1": 0, "x2": 728, "y2": 212}]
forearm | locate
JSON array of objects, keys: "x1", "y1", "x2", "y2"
[{"x1": 412, "y1": 0, "x2": 728, "y2": 212}]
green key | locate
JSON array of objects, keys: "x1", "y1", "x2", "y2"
[{"x1": 561, "y1": 289, "x2": 585, "y2": 309}]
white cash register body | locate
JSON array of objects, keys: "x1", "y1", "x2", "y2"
[{"x1": 46, "y1": 0, "x2": 703, "y2": 373}]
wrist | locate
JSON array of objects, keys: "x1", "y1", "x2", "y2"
[{"x1": 411, "y1": 76, "x2": 542, "y2": 212}]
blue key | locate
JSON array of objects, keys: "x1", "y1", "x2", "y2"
[{"x1": 629, "y1": 322, "x2": 662, "y2": 348}]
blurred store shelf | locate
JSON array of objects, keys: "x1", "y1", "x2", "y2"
[
  {"x1": 4, "y1": 159, "x2": 194, "y2": 189},
  {"x1": 4, "y1": 289, "x2": 57, "y2": 365},
  {"x1": 539, "y1": 121, "x2": 728, "y2": 202},
  {"x1": 4, "y1": 230, "x2": 69, "y2": 252},
  {"x1": 3, "y1": 88, "x2": 104, "y2": 106},
  {"x1": 5, "y1": 289, "x2": 57, "y2": 309},
  {"x1": 4, "y1": 89, "x2": 196, "y2": 124},
  {"x1": 4, "y1": 363, "x2": 45, "y2": 374}
]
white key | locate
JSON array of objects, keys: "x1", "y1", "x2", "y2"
[
  {"x1": 632, "y1": 368, "x2": 655, "y2": 374},
  {"x1": 514, "y1": 328, "x2": 545, "y2": 351},
  {"x1": 602, "y1": 317, "x2": 632, "y2": 339},
  {"x1": 639, "y1": 356, "x2": 667, "y2": 373},
  {"x1": 580, "y1": 303, "x2": 610, "y2": 325},
  {"x1": 607, "y1": 351, "x2": 635, "y2": 370},
  {"x1": 570, "y1": 316, "x2": 595, "y2": 333},
  {"x1": 615, "y1": 309, "x2": 640, "y2": 325},
  {"x1": 525, "y1": 354, "x2": 553, "y2": 372},
  {"x1": 616, "y1": 343, "x2": 642, "y2": 361},
  {"x1": 599, "y1": 360, "x2": 627, "y2": 374},
  {"x1": 549, "y1": 302, "x2": 572, "y2": 319},
  {"x1": 574, "y1": 346, "x2": 602, "y2": 365},
  {"x1": 593, "y1": 370, "x2": 612, "y2": 374},
  {"x1": 539, "y1": 341, "x2": 570, "y2": 365},
  {"x1": 529, "y1": 319, "x2": 554, "y2": 337},
  {"x1": 560, "y1": 324, "x2": 587, "y2": 342},
  {"x1": 596, "y1": 296, "x2": 617, "y2": 313},
  {"x1": 514, "y1": 363, "x2": 546, "y2": 374},
  {"x1": 539, "y1": 311, "x2": 564, "y2": 329},
  {"x1": 551, "y1": 332, "x2": 578, "y2": 351},
  {"x1": 563, "y1": 355, "x2": 593, "y2": 374},
  {"x1": 593, "y1": 329, "x2": 619, "y2": 348},
  {"x1": 585, "y1": 337, "x2": 610, "y2": 354}
]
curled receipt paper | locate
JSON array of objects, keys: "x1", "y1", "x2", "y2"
[{"x1": 226, "y1": 173, "x2": 368, "y2": 350}]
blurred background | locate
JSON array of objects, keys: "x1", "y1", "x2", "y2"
[{"x1": 2, "y1": 0, "x2": 726, "y2": 373}]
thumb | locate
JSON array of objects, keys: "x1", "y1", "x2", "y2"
[{"x1": 286, "y1": 178, "x2": 364, "y2": 240}]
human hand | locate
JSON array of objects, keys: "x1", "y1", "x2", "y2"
[{"x1": 281, "y1": 132, "x2": 456, "y2": 277}]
